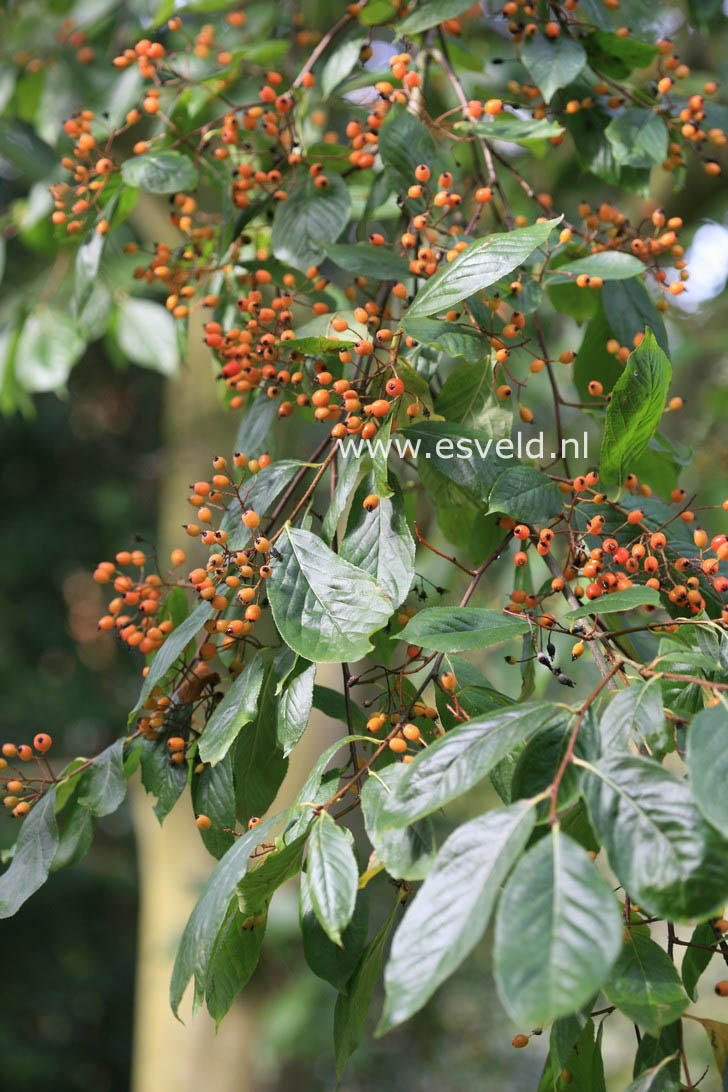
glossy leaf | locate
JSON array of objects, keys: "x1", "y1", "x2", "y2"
[
  {"x1": 307, "y1": 811, "x2": 358, "y2": 945},
  {"x1": 198, "y1": 655, "x2": 265, "y2": 766},
  {"x1": 467, "y1": 115, "x2": 564, "y2": 144},
  {"x1": 686, "y1": 706, "x2": 728, "y2": 837},
  {"x1": 402, "y1": 317, "x2": 486, "y2": 364},
  {"x1": 400, "y1": 420, "x2": 511, "y2": 501},
  {"x1": 551, "y1": 251, "x2": 645, "y2": 282},
  {"x1": 300, "y1": 873, "x2": 369, "y2": 992},
  {"x1": 681, "y1": 922, "x2": 717, "y2": 1002},
  {"x1": 378, "y1": 107, "x2": 438, "y2": 195},
  {"x1": 602, "y1": 279, "x2": 668, "y2": 355},
  {"x1": 233, "y1": 666, "x2": 288, "y2": 825},
  {"x1": 604, "y1": 932, "x2": 688, "y2": 1036},
  {"x1": 585, "y1": 31, "x2": 658, "y2": 78},
  {"x1": 600, "y1": 682, "x2": 666, "y2": 754},
  {"x1": 489, "y1": 466, "x2": 563, "y2": 524},
  {"x1": 379, "y1": 802, "x2": 535, "y2": 1032},
  {"x1": 267, "y1": 525, "x2": 392, "y2": 662},
  {"x1": 77, "y1": 739, "x2": 127, "y2": 817},
  {"x1": 204, "y1": 905, "x2": 264, "y2": 1024},
  {"x1": 520, "y1": 35, "x2": 587, "y2": 102},
  {"x1": 15, "y1": 306, "x2": 85, "y2": 393},
  {"x1": 335, "y1": 902, "x2": 398, "y2": 1074},
  {"x1": 236, "y1": 833, "x2": 308, "y2": 917},
  {"x1": 600, "y1": 329, "x2": 672, "y2": 486},
  {"x1": 494, "y1": 827, "x2": 622, "y2": 1027},
  {"x1": 396, "y1": 0, "x2": 472, "y2": 34},
  {"x1": 271, "y1": 174, "x2": 351, "y2": 271},
  {"x1": 397, "y1": 606, "x2": 529, "y2": 653},
  {"x1": 340, "y1": 477, "x2": 414, "y2": 608},
  {"x1": 276, "y1": 658, "x2": 316, "y2": 757},
  {"x1": 606, "y1": 110, "x2": 668, "y2": 170},
  {"x1": 582, "y1": 753, "x2": 728, "y2": 919},
  {"x1": 121, "y1": 150, "x2": 198, "y2": 193},
  {"x1": 0, "y1": 790, "x2": 58, "y2": 918},
  {"x1": 374, "y1": 702, "x2": 562, "y2": 828},
  {"x1": 360, "y1": 765, "x2": 437, "y2": 882},
  {"x1": 192, "y1": 753, "x2": 236, "y2": 859},
  {"x1": 170, "y1": 810, "x2": 287, "y2": 1015},
  {"x1": 140, "y1": 739, "x2": 186, "y2": 823},
  {"x1": 132, "y1": 601, "x2": 214, "y2": 715},
  {"x1": 320, "y1": 32, "x2": 365, "y2": 97},
  {"x1": 623, "y1": 1055, "x2": 682, "y2": 1092},
  {"x1": 322, "y1": 242, "x2": 410, "y2": 281},
  {"x1": 435, "y1": 358, "x2": 512, "y2": 437},
  {"x1": 565, "y1": 585, "x2": 661, "y2": 619},
  {"x1": 406, "y1": 219, "x2": 559, "y2": 318}
]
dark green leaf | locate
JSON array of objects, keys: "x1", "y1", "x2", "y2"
[
  {"x1": 435, "y1": 359, "x2": 512, "y2": 437},
  {"x1": 300, "y1": 873, "x2": 369, "y2": 992},
  {"x1": 0, "y1": 790, "x2": 58, "y2": 918},
  {"x1": 323, "y1": 242, "x2": 410, "y2": 281},
  {"x1": 520, "y1": 34, "x2": 587, "y2": 102},
  {"x1": 267, "y1": 526, "x2": 392, "y2": 662},
  {"x1": 340, "y1": 477, "x2": 414, "y2": 608},
  {"x1": 276, "y1": 658, "x2": 316, "y2": 757},
  {"x1": 466, "y1": 115, "x2": 564, "y2": 144},
  {"x1": 307, "y1": 811, "x2": 358, "y2": 945},
  {"x1": 582, "y1": 753, "x2": 728, "y2": 919},
  {"x1": 140, "y1": 739, "x2": 187, "y2": 823},
  {"x1": 77, "y1": 739, "x2": 127, "y2": 817},
  {"x1": 494, "y1": 828, "x2": 622, "y2": 1026},
  {"x1": 233, "y1": 666, "x2": 288, "y2": 825},
  {"x1": 192, "y1": 753, "x2": 236, "y2": 859},
  {"x1": 604, "y1": 932, "x2": 688, "y2": 1036},
  {"x1": 397, "y1": 606, "x2": 529, "y2": 653},
  {"x1": 204, "y1": 905, "x2": 264, "y2": 1024},
  {"x1": 320, "y1": 32, "x2": 365, "y2": 97},
  {"x1": 335, "y1": 902, "x2": 398, "y2": 1074},
  {"x1": 606, "y1": 110, "x2": 668, "y2": 169},
  {"x1": 271, "y1": 175, "x2": 351, "y2": 271},
  {"x1": 633, "y1": 1022, "x2": 681, "y2": 1092},
  {"x1": 599, "y1": 329, "x2": 672, "y2": 486},
  {"x1": 489, "y1": 466, "x2": 563, "y2": 524},
  {"x1": 170, "y1": 809, "x2": 287, "y2": 1015},
  {"x1": 565, "y1": 585, "x2": 661, "y2": 619},
  {"x1": 379, "y1": 801, "x2": 534, "y2": 1031},
  {"x1": 623, "y1": 1055, "x2": 682, "y2": 1092},
  {"x1": 198, "y1": 655, "x2": 265, "y2": 766},
  {"x1": 374, "y1": 702, "x2": 563, "y2": 828},
  {"x1": 602, "y1": 279, "x2": 668, "y2": 355},
  {"x1": 360, "y1": 765, "x2": 437, "y2": 882},
  {"x1": 396, "y1": 0, "x2": 472, "y2": 34},
  {"x1": 405, "y1": 219, "x2": 560, "y2": 318},
  {"x1": 600, "y1": 682, "x2": 666, "y2": 754},
  {"x1": 681, "y1": 922, "x2": 718, "y2": 1002},
  {"x1": 121, "y1": 150, "x2": 198, "y2": 194},
  {"x1": 379, "y1": 106, "x2": 438, "y2": 196},
  {"x1": 132, "y1": 601, "x2": 213, "y2": 716},
  {"x1": 551, "y1": 251, "x2": 645, "y2": 282},
  {"x1": 402, "y1": 317, "x2": 487, "y2": 364},
  {"x1": 51, "y1": 795, "x2": 94, "y2": 873},
  {"x1": 686, "y1": 706, "x2": 728, "y2": 838},
  {"x1": 585, "y1": 31, "x2": 658, "y2": 79},
  {"x1": 237, "y1": 833, "x2": 308, "y2": 917},
  {"x1": 540, "y1": 1019, "x2": 607, "y2": 1092},
  {"x1": 400, "y1": 420, "x2": 511, "y2": 502}
]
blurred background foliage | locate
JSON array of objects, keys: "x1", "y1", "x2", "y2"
[{"x1": 1, "y1": 0, "x2": 728, "y2": 1089}]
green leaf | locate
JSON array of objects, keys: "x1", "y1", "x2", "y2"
[
  {"x1": 0, "y1": 790, "x2": 58, "y2": 918},
  {"x1": 140, "y1": 739, "x2": 187, "y2": 823},
  {"x1": 267, "y1": 526, "x2": 392, "y2": 662},
  {"x1": 405, "y1": 219, "x2": 560, "y2": 318},
  {"x1": 360, "y1": 765, "x2": 437, "y2": 882},
  {"x1": 335, "y1": 902, "x2": 398, "y2": 1074},
  {"x1": 520, "y1": 34, "x2": 587, "y2": 102},
  {"x1": 565, "y1": 585, "x2": 661, "y2": 619},
  {"x1": 340, "y1": 477, "x2": 414, "y2": 609},
  {"x1": 15, "y1": 306, "x2": 85, "y2": 393},
  {"x1": 170, "y1": 810, "x2": 287, "y2": 1015},
  {"x1": 121, "y1": 150, "x2": 198, "y2": 194},
  {"x1": 681, "y1": 922, "x2": 717, "y2": 1002},
  {"x1": 400, "y1": 420, "x2": 511, "y2": 502},
  {"x1": 74, "y1": 232, "x2": 105, "y2": 313},
  {"x1": 300, "y1": 873, "x2": 369, "y2": 992},
  {"x1": 633, "y1": 1022, "x2": 681, "y2": 1092},
  {"x1": 132, "y1": 601, "x2": 214, "y2": 716},
  {"x1": 322, "y1": 242, "x2": 410, "y2": 281},
  {"x1": 379, "y1": 106, "x2": 438, "y2": 196},
  {"x1": 585, "y1": 31, "x2": 658, "y2": 79},
  {"x1": 604, "y1": 932, "x2": 688, "y2": 1036},
  {"x1": 379, "y1": 801, "x2": 535, "y2": 1032},
  {"x1": 51, "y1": 795, "x2": 94, "y2": 873},
  {"x1": 489, "y1": 466, "x2": 563, "y2": 524},
  {"x1": 237, "y1": 834, "x2": 308, "y2": 917},
  {"x1": 602, "y1": 279, "x2": 668, "y2": 356},
  {"x1": 397, "y1": 607, "x2": 529, "y2": 653},
  {"x1": 204, "y1": 904, "x2": 264, "y2": 1024},
  {"x1": 466, "y1": 115, "x2": 564, "y2": 144},
  {"x1": 540, "y1": 1019, "x2": 607, "y2": 1092},
  {"x1": 396, "y1": 0, "x2": 471, "y2": 34},
  {"x1": 198, "y1": 655, "x2": 265, "y2": 766},
  {"x1": 606, "y1": 109, "x2": 668, "y2": 169},
  {"x1": 322, "y1": 449, "x2": 369, "y2": 545},
  {"x1": 435, "y1": 358, "x2": 512, "y2": 438},
  {"x1": 687, "y1": 0, "x2": 724, "y2": 25},
  {"x1": 192, "y1": 753, "x2": 236, "y2": 859},
  {"x1": 551, "y1": 251, "x2": 645, "y2": 282},
  {"x1": 116, "y1": 297, "x2": 181, "y2": 376},
  {"x1": 582, "y1": 753, "x2": 728, "y2": 920},
  {"x1": 307, "y1": 811, "x2": 358, "y2": 945},
  {"x1": 233, "y1": 666, "x2": 288, "y2": 825},
  {"x1": 494, "y1": 827, "x2": 622, "y2": 1027},
  {"x1": 600, "y1": 682, "x2": 666, "y2": 754},
  {"x1": 599, "y1": 329, "x2": 672, "y2": 486},
  {"x1": 623, "y1": 1055, "x2": 682, "y2": 1092},
  {"x1": 402, "y1": 317, "x2": 486, "y2": 364},
  {"x1": 276, "y1": 658, "x2": 316, "y2": 757},
  {"x1": 271, "y1": 175, "x2": 351, "y2": 271},
  {"x1": 77, "y1": 739, "x2": 126, "y2": 817},
  {"x1": 320, "y1": 32, "x2": 365, "y2": 97},
  {"x1": 374, "y1": 702, "x2": 563, "y2": 828},
  {"x1": 686, "y1": 706, "x2": 728, "y2": 838}
]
